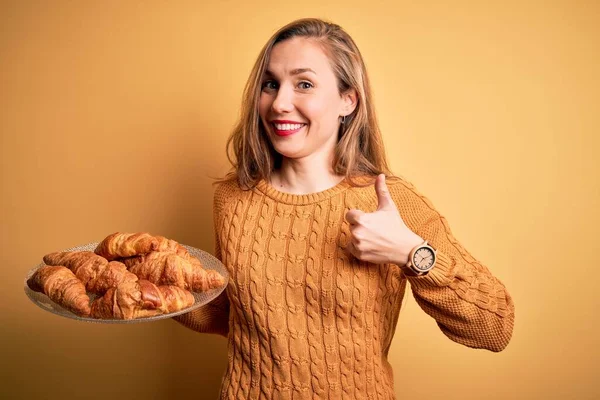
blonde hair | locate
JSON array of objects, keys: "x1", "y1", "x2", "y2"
[{"x1": 218, "y1": 18, "x2": 393, "y2": 189}]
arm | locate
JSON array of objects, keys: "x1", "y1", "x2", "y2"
[
  {"x1": 172, "y1": 289, "x2": 229, "y2": 337},
  {"x1": 395, "y1": 182, "x2": 515, "y2": 352},
  {"x1": 172, "y1": 185, "x2": 230, "y2": 337}
]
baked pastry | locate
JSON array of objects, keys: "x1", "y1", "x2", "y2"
[
  {"x1": 123, "y1": 251, "x2": 225, "y2": 292},
  {"x1": 43, "y1": 251, "x2": 138, "y2": 294},
  {"x1": 154, "y1": 235, "x2": 190, "y2": 258},
  {"x1": 94, "y1": 232, "x2": 158, "y2": 261},
  {"x1": 27, "y1": 266, "x2": 91, "y2": 316},
  {"x1": 30, "y1": 232, "x2": 220, "y2": 320},
  {"x1": 90, "y1": 279, "x2": 194, "y2": 319},
  {"x1": 160, "y1": 285, "x2": 196, "y2": 313}
]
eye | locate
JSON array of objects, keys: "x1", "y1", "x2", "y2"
[
  {"x1": 298, "y1": 81, "x2": 313, "y2": 90},
  {"x1": 261, "y1": 80, "x2": 278, "y2": 91}
]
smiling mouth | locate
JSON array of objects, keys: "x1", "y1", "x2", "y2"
[{"x1": 271, "y1": 123, "x2": 307, "y2": 136}]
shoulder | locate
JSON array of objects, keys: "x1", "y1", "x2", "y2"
[
  {"x1": 345, "y1": 174, "x2": 438, "y2": 212},
  {"x1": 212, "y1": 179, "x2": 243, "y2": 217},
  {"x1": 346, "y1": 174, "x2": 443, "y2": 230},
  {"x1": 212, "y1": 177, "x2": 262, "y2": 216},
  {"x1": 386, "y1": 175, "x2": 443, "y2": 230},
  {"x1": 386, "y1": 175, "x2": 439, "y2": 213},
  {"x1": 213, "y1": 179, "x2": 241, "y2": 201}
]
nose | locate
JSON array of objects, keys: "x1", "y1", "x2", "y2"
[{"x1": 271, "y1": 84, "x2": 294, "y2": 114}]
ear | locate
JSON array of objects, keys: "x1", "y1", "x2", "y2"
[{"x1": 340, "y1": 88, "x2": 358, "y2": 117}]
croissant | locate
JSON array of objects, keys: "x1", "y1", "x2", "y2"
[
  {"x1": 90, "y1": 261, "x2": 139, "y2": 294},
  {"x1": 123, "y1": 251, "x2": 225, "y2": 292},
  {"x1": 28, "y1": 266, "x2": 91, "y2": 316},
  {"x1": 154, "y1": 235, "x2": 190, "y2": 258},
  {"x1": 90, "y1": 280, "x2": 194, "y2": 319},
  {"x1": 94, "y1": 232, "x2": 158, "y2": 261},
  {"x1": 158, "y1": 285, "x2": 195, "y2": 313},
  {"x1": 43, "y1": 251, "x2": 138, "y2": 294}
]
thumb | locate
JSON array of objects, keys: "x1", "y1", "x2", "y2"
[{"x1": 375, "y1": 174, "x2": 394, "y2": 211}]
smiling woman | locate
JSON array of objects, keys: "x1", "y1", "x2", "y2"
[
  {"x1": 172, "y1": 18, "x2": 515, "y2": 400},
  {"x1": 258, "y1": 37, "x2": 357, "y2": 168},
  {"x1": 219, "y1": 18, "x2": 389, "y2": 193}
]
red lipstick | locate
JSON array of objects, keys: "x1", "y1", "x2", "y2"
[{"x1": 270, "y1": 120, "x2": 307, "y2": 137}]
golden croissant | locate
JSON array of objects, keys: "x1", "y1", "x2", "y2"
[
  {"x1": 94, "y1": 232, "x2": 158, "y2": 261},
  {"x1": 123, "y1": 251, "x2": 225, "y2": 292},
  {"x1": 28, "y1": 266, "x2": 91, "y2": 316},
  {"x1": 154, "y1": 235, "x2": 190, "y2": 258},
  {"x1": 43, "y1": 251, "x2": 138, "y2": 294},
  {"x1": 90, "y1": 279, "x2": 194, "y2": 319},
  {"x1": 159, "y1": 285, "x2": 196, "y2": 312}
]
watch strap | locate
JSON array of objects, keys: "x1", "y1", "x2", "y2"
[{"x1": 404, "y1": 240, "x2": 436, "y2": 276}]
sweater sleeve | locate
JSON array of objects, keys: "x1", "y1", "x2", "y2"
[
  {"x1": 389, "y1": 178, "x2": 515, "y2": 352},
  {"x1": 171, "y1": 183, "x2": 230, "y2": 338}
]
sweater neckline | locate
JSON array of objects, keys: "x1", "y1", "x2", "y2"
[{"x1": 254, "y1": 176, "x2": 351, "y2": 205}]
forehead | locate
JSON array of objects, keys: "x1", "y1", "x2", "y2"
[{"x1": 267, "y1": 37, "x2": 334, "y2": 76}]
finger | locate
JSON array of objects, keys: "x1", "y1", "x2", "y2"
[
  {"x1": 345, "y1": 209, "x2": 365, "y2": 225},
  {"x1": 346, "y1": 241, "x2": 358, "y2": 259},
  {"x1": 375, "y1": 173, "x2": 394, "y2": 211}
]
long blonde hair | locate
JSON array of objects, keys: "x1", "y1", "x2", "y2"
[{"x1": 218, "y1": 18, "x2": 393, "y2": 189}]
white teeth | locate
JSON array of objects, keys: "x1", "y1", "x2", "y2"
[{"x1": 274, "y1": 123, "x2": 304, "y2": 131}]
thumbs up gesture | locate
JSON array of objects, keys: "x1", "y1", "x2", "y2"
[{"x1": 345, "y1": 174, "x2": 423, "y2": 265}]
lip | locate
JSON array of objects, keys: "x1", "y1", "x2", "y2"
[
  {"x1": 270, "y1": 120, "x2": 307, "y2": 137},
  {"x1": 271, "y1": 120, "x2": 305, "y2": 124}
]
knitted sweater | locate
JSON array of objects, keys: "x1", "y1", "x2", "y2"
[{"x1": 174, "y1": 175, "x2": 515, "y2": 400}]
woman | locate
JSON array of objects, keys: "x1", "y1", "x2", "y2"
[{"x1": 175, "y1": 18, "x2": 515, "y2": 399}]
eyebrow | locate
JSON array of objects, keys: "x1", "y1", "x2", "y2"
[{"x1": 264, "y1": 68, "x2": 317, "y2": 77}]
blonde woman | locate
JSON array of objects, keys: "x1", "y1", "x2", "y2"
[{"x1": 175, "y1": 18, "x2": 515, "y2": 400}]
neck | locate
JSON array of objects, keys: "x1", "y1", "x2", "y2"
[{"x1": 271, "y1": 153, "x2": 344, "y2": 195}]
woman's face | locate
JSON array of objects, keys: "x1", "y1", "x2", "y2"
[{"x1": 258, "y1": 37, "x2": 356, "y2": 162}]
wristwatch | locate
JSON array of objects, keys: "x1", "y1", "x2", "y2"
[{"x1": 404, "y1": 240, "x2": 437, "y2": 276}]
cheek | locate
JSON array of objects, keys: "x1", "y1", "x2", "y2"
[
  {"x1": 258, "y1": 94, "x2": 271, "y2": 118},
  {"x1": 301, "y1": 98, "x2": 336, "y2": 126}
]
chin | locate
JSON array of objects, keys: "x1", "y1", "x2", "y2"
[
  {"x1": 270, "y1": 138, "x2": 307, "y2": 158},
  {"x1": 273, "y1": 146, "x2": 307, "y2": 159}
]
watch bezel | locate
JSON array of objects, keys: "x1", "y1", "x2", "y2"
[
  {"x1": 408, "y1": 241, "x2": 437, "y2": 274},
  {"x1": 412, "y1": 246, "x2": 436, "y2": 272}
]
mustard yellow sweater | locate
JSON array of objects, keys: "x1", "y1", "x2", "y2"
[{"x1": 174, "y1": 175, "x2": 515, "y2": 399}]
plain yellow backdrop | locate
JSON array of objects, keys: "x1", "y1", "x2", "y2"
[{"x1": 1, "y1": 1, "x2": 598, "y2": 399}]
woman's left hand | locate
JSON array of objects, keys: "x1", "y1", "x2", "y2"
[{"x1": 345, "y1": 174, "x2": 424, "y2": 265}]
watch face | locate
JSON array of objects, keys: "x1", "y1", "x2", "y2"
[{"x1": 413, "y1": 247, "x2": 435, "y2": 272}]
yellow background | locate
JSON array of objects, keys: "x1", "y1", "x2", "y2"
[{"x1": 1, "y1": 1, "x2": 598, "y2": 399}]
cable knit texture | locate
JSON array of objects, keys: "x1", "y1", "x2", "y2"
[{"x1": 174, "y1": 175, "x2": 515, "y2": 400}]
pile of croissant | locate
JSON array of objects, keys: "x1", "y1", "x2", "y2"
[{"x1": 27, "y1": 232, "x2": 225, "y2": 320}]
